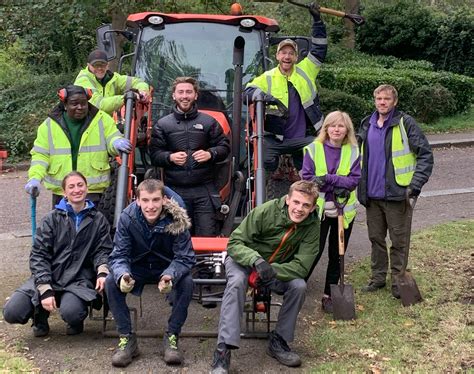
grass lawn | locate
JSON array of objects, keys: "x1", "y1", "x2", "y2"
[
  {"x1": 306, "y1": 220, "x2": 473, "y2": 372},
  {"x1": 421, "y1": 106, "x2": 474, "y2": 134}
]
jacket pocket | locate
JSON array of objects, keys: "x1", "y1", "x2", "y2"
[{"x1": 90, "y1": 158, "x2": 111, "y2": 172}]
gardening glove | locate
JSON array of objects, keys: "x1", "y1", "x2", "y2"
[
  {"x1": 113, "y1": 138, "x2": 132, "y2": 154},
  {"x1": 334, "y1": 187, "x2": 351, "y2": 199},
  {"x1": 158, "y1": 275, "x2": 173, "y2": 294},
  {"x1": 312, "y1": 175, "x2": 326, "y2": 188},
  {"x1": 119, "y1": 273, "x2": 135, "y2": 293},
  {"x1": 25, "y1": 179, "x2": 41, "y2": 197},
  {"x1": 254, "y1": 258, "x2": 277, "y2": 284},
  {"x1": 309, "y1": 2, "x2": 321, "y2": 21}
]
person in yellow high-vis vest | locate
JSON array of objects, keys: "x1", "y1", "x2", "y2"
[
  {"x1": 24, "y1": 85, "x2": 131, "y2": 207},
  {"x1": 357, "y1": 85, "x2": 433, "y2": 299},
  {"x1": 302, "y1": 111, "x2": 361, "y2": 314},
  {"x1": 243, "y1": 4, "x2": 327, "y2": 173},
  {"x1": 74, "y1": 49, "x2": 150, "y2": 115}
]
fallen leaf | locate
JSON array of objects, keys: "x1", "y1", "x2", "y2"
[
  {"x1": 356, "y1": 304, "x2": 365, "y2": 311},
  {"x1": 360, "y1": 348, "x2": 378, "y2": 358}
]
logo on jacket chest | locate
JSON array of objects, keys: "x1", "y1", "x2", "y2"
[{"x1": 193, "y1": 123, "x2": 204, "y2": 130}]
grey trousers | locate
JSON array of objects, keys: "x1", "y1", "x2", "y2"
[
  {"x1": 366, "y1": 199, "x2": 409, "y2": 284},
  {"x1": 217, "y1": 256, "x2": 307, "y2": 348}
]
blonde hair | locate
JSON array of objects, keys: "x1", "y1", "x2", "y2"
[
  {"x1": 373, "y1": 84, "x2": 398, "y2": 101},
  {"x1": 316, "y1": 111, "x2": 357, "y2": 146}
]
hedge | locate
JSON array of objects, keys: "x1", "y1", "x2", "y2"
[{"x1": 0, "y1": 73, "x2": 73, "y2": 160}]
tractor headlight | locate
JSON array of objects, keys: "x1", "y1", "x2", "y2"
[
  {"x1": 240, "y1": 18, "x2": 255, "y2": 28},
  {"x1": 148, "y1": 16, "x2": 164, "y2": 25}
]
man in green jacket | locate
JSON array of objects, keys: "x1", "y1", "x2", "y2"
[
  {"x1": 74, "y1": 49, "x2": 150, "y2": 115},
  {"x1": 210, "y1": 180, "x2": 320, "y2": 373}
]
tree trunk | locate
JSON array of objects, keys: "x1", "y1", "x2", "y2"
[
  {"x1": 342, "y1": 0, "x2": 360, "y2": 49},
  {"x1": 109, "y1": 7, "x2": 127, "y2": 72}
]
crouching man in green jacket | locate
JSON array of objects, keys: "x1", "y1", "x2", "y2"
[{"x1": 210, "y1": 180, "x2": 320, "y2": 373}]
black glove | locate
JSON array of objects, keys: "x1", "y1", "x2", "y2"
[
  {"x1": 262, "y1": 93, "x2": 278, "y2": 105},
  {"x1": 309, "y1": 2, "x2": 321, "y2": 20},
  {"x1": 313, "y1": 175, "x2": 326, "y2": 187},
  {"x1": 254, "y1": 258, "x2": 277, "y2": 283},
  {"x1": 334, "y1": 187, "x2": 350, "y2": 199},
  {"x1": 407, "y1": 186, "x2": 421, "y2": 198}
]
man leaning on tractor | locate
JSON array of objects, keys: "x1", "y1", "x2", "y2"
[{"x1": 74, "y1": 49, "x2": 150, "y2": 115}]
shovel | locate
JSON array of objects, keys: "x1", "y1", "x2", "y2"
[
  {"x1": 330, "y1": 202, "x2": 356, "y2": 320},
  {"x1": 397, "y1": 196, "x2": 423, "y2": 307}
]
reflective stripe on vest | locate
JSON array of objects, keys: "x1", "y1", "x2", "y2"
[
  {"x1": 392, "y1": 117, "x2": 416, "y2": 186},
  {"x1": 305, "y1": 140, "x2": 358, "y2": 228}
]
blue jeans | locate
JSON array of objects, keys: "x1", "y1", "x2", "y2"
[{"x1": 105, "y1": 268, "x2": 194, "y2": 335}]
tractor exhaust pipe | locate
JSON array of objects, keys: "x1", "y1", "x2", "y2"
[
  {"x1": 113, "y1": 91, "x2": 136, "y2": 228},
  {"x1": 232, "y1": 36, "x2": 245, "y2": 168}
]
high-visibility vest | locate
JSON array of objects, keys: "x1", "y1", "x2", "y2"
[
  {"x1": 304, "y1": 140, "x2": 358, "y2": 229},
  {"x1": 28, "y1": 111, "x2": 122, "y2": 194},
  {"x1": 361, "y1": 117, "x2": 416, "y2": 187},
  {"x1": 74, "y1": 67, "x2": 149, "y2": 115}
]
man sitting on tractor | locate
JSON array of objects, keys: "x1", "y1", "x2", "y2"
[
  {"x1": 149, "y1": 76, "x2": 231, "y2": 307},
  {"x1": 243, "y1": 4, "x2": 327, "y2": 175},
  {"x1": 210, "y1": 180, "x2": 321, "y2": 373},
  {"x1": 105, "y1": 179, "x2": 195, "y2": 367},
  {"x1": 74, "y1": 49, "x2": 150, "y2": 115}
]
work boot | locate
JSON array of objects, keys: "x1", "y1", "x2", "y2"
[
  {"x1": 361, "y1": 281, "x2": 386, "y2": 292},
  {"x1": 391, "y1": 284, "x2": 401, "y2": 299},
  {"x1": 66, "y1": 321, "x2": 84, "y2": 335},
  {"x1": 111, "y1": 333, "x2": 139, "y2": 367},
  {"x1": 32, "y1": 309, "x2": 49, "y2": 337},
  {"x1": 321, "y1": 295, "x2": 333, "y2": 314},
  {"x1": 210, "y1": 346, "x2": 231, "y2": 374},
  {"x1": 163, "y1": 332, "x2": 182, "y2": 365},
  {"x1": 267, "y1": 330, "x2": 301, "y2": 367}
]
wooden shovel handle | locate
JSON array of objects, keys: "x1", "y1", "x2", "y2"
[
  {"x1": 319, "y1": 6, "x2": 345, "y2": 17},
  {"x1": 338, "y1": 214, "x2": 345, "y2": 256}
]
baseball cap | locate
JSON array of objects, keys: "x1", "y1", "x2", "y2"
[
  {"x1": 87, "y1": 49, "x2": 108, "y2": 65},
  {"x1": 277, "y1": 39, "x2": 298, "y2": 54}
]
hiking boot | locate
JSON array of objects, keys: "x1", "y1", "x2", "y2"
[
  {"x1": 163, "y1": 332, "x2": 182, "y2": 365},
  {"x1": 267, "y1": 330, "x2": 301, "y2": 367},
  {"x1": 66, "y1": 321, "x2": 84, "y2": 335},
  {"x1": 111, "y1": 333, "x2": 139, "y2": 367},
  {"x1": 32, "y1": 310, "x2": 49, "y2": 337},
  {"x1": 321, "y1": 295, "x2": 333, "y2": 314},
  {"x1": 32, "y1": 321, "x2": 50, "y2": 337},
  {"x1": 361, "y1": 281, "x2": 386, "y2": 293},
  {"x1": 210, "y1": 347, "x2": 231, "y2": 374},
  {"x1": 391, "y1": 284, "x2": 401, "y2": 299}
]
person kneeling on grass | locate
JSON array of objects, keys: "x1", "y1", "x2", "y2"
[
  {"x1": 3, "y1": 171, "x2": 112, "y2": 337},
  {"x1": 105, "y1": 178, "x2": 195, "y2": 368}
]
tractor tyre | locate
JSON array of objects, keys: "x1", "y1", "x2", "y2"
[
  {"x1": 266, "y1": 177, "x2": 291, "y2": 200},
  {"x1": 98, "y1": 160, "x2": 119, "y2": 227}
]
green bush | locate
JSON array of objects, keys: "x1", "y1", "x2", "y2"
[
  {"x1": 319, "y1": 66, "x2": 474, "y2": 115},
  {"x1": 319, "y1": 88, "x2": 371, "y2": 127},
  {"x1": 0, "y1": 73, "x2": 74, "y2": 160},
  {"x1": 411, "y1": 84, "x2": 456, "y2": 123}
]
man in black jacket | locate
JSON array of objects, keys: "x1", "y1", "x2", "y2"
[
  {"x1": 357, "y1": 84, "x2": 433, "y2": 298},
  {"x1": 149, "y1": 76, "x2": 230, "y2": 237}
]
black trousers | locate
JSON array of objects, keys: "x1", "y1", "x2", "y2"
[
  {"x1": 263, "y1": 135, "x2": 315, "y2": 171},
  {"x1": 306, "y1": 217, "x2": 354, "y2": 296}
]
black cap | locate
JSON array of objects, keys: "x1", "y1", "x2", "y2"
[{"x1": 87, "y1": 49, "x2": 108, "y2": 64}]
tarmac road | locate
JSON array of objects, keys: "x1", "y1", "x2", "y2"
[{"x1": 0, "y1": 141, "x2": 473, "y2": 373}]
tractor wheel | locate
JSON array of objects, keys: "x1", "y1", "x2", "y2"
[
  {"x1": 98, "y1": 160, "x2": 119, "y2": 227},
  {"x1": 266, "y1": 177, "x2": 291, "y2": 200}
]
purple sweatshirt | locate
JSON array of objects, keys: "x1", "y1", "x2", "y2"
[
  {"x1": 284, "y1": 84, "x2": 307, "y2": 139},
  {"x1": 302, "y1": 140, "x2": 361, "y2": 202},
  {"x1": 366, "y1": 109, "x2": 394, "y2": 199}
]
